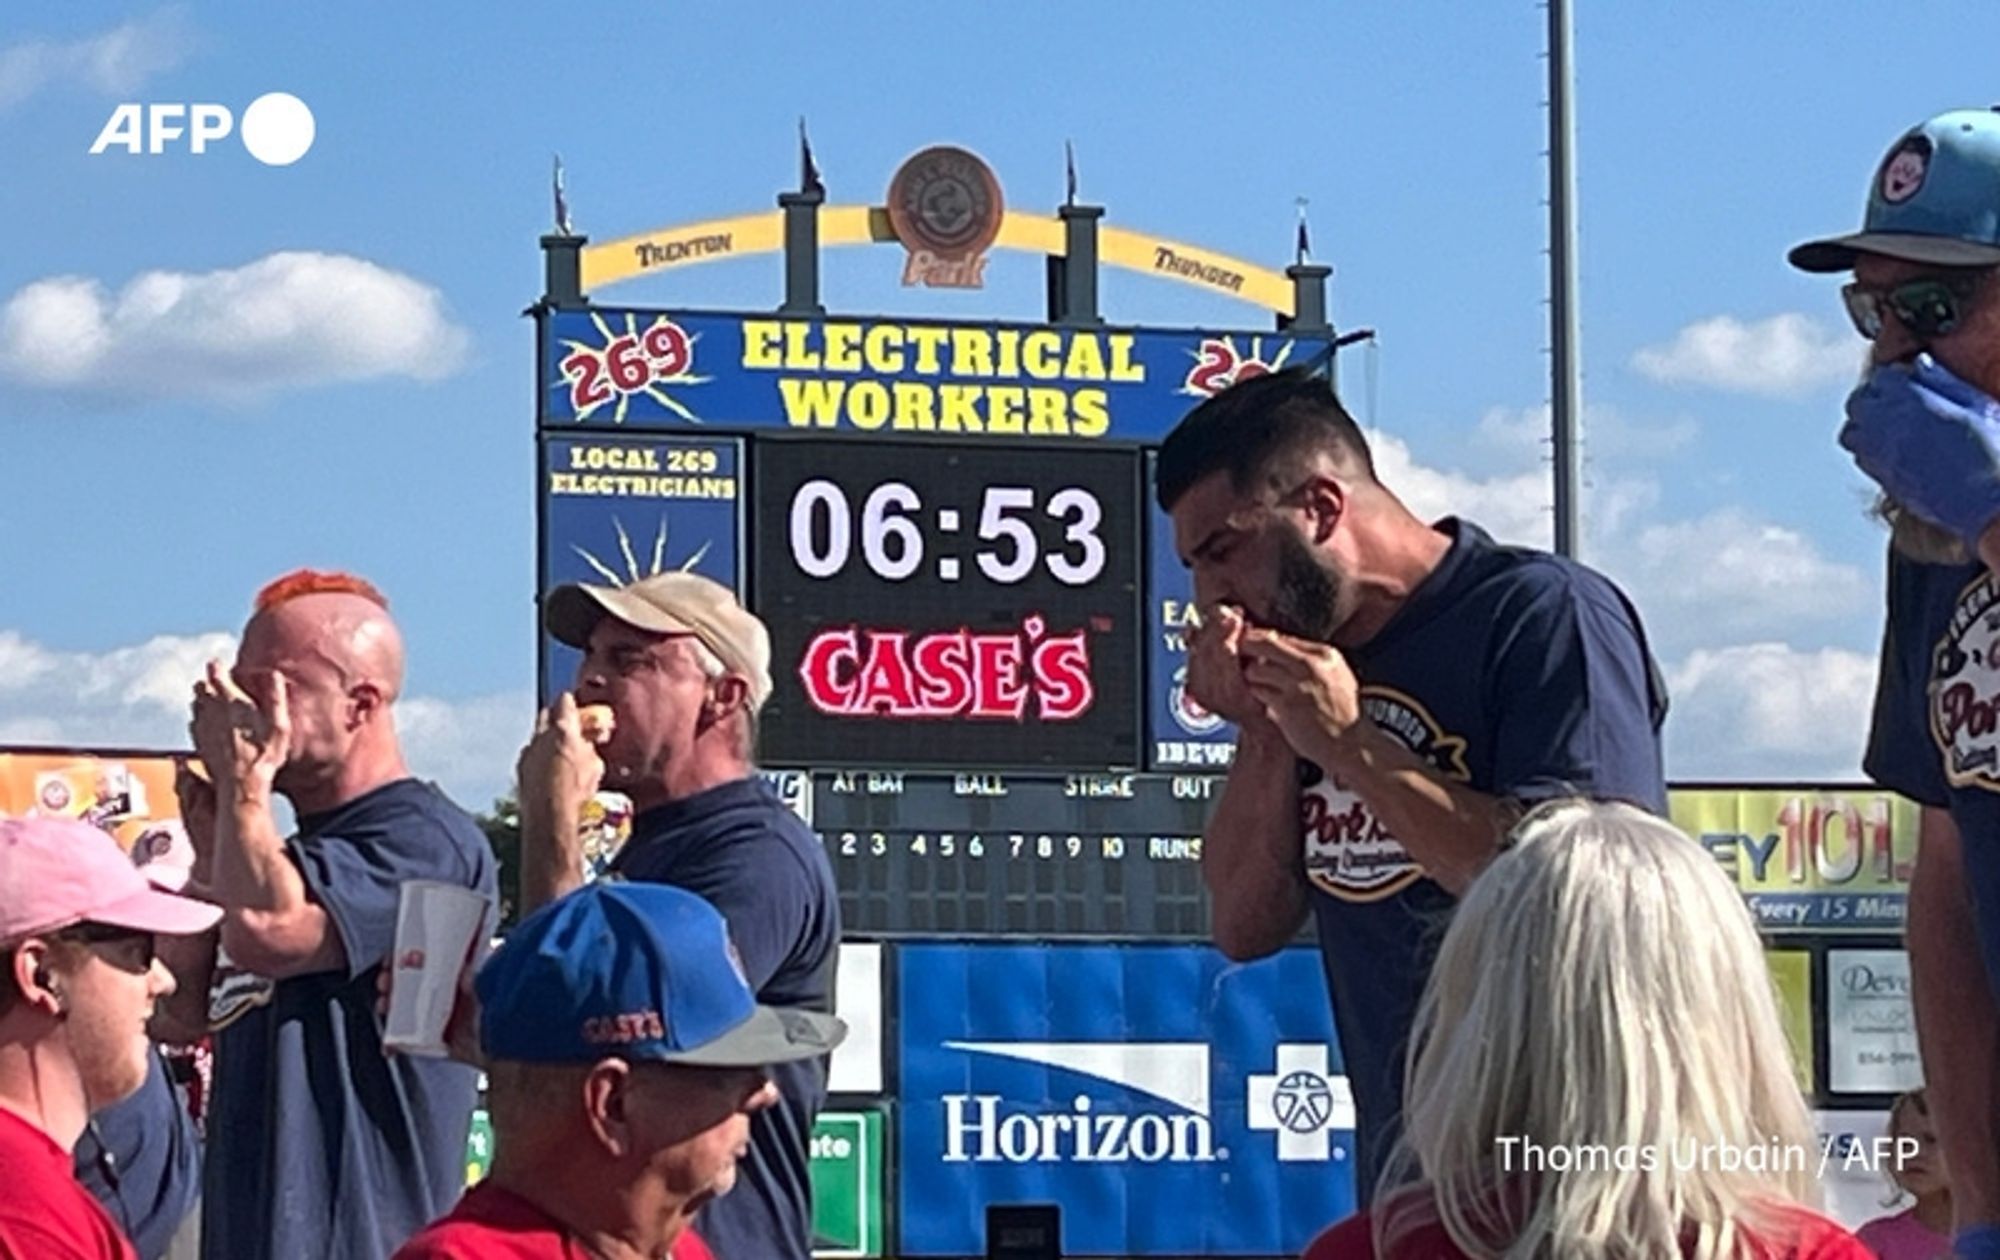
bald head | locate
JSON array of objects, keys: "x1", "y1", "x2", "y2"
[
  {"x1": 241, "y1": 591, "x2": 406, "y2": 703},
  {"x1": 230, "y1": 577, "x2": 412, "y2": 809}
]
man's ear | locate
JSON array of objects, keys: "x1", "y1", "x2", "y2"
[
  {"x1": 704, "y1": 675, "x2": 750, "y2": 726},
  {"x1": 348, "y1": 682, "x2": 385, "y2": 729},
  {"x1": 1301, "y1": 474, "x2": 1346, "y2": 543},
  {"x1": 582, "y1": 1058, "x2": 634, "y2": 1158},
  {"x1": 10, "y1": 940, "x2": 63, "y2": 1018}
]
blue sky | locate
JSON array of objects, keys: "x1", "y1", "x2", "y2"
[{"x1": 4, "y1": 2, "x2": 1996, "y2": 810}]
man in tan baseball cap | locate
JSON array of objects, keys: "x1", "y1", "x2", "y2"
[
  {"x1": 518, "y1": 571, "x2": 839, "y2": 1260},
  {"x1": 544, "y1": 572, "x2": 773, "y2": 711}
]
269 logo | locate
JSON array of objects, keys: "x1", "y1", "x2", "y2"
[
  {"x1": 1182, "y1": 336, "x2": 1294, "y2": 397},
  {"x1": 559, "y1": 317, "x2": 702, "y2": 419}
]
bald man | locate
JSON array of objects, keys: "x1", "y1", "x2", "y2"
[{"x1": 156, "y1": 570, "x2": 498, "y2": 1260}]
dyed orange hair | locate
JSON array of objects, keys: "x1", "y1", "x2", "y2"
[{"x1": 254, "y1": 569, "x2": 390, "y2": 613}]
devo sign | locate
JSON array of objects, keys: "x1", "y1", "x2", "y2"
[{"x1": 754, "y1": 439, "x2": 1141, "y2": 770}]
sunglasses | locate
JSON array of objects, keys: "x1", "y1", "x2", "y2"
[
  {"x1": 1841, "y1": 272, "x2": 1989, "y2": 341},
  {"x1": 57, "y1": 922, "x2": 158, "y2": 972}
]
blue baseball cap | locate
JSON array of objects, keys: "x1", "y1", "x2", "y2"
[
  {"x1": 475, "y1": 881, "x2": 845, "y2": 1067},
  {"x1": 1791, "y1": 109, "x2": 2000, "y2": 273}
]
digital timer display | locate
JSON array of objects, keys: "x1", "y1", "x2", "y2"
[{"x1": 753, "y1": 439, "x2": 1142, "y2": 769}]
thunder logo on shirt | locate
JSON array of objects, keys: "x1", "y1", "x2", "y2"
[{"x1": 1300, "y1": 687, "x2": 1470, "y2": 903}]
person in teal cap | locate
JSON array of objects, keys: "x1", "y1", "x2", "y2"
[{"x1": 1793, "y1": 106, "x2": 2000, "y2": 1260}]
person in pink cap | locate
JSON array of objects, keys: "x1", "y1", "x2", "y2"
[
  {"x1": 73, "y1": 819, "x2": 207, "y2": 1260},
  {"x1": 0, "y1": 815, "x2": 221, "y2": 1260}
]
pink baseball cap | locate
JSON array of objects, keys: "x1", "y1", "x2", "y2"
[
  {"x1": 129, "y1": 820, "x2": 195, "y2": 892},
  {"x1": 0, "y1": 816, "x2": 221, "y2": 944}
]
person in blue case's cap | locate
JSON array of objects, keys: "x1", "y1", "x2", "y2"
[{"x1": 393, "y1": 882, "x2": 846, "y2": 1260}]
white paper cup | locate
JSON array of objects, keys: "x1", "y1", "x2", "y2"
[{"x1": 383, "y1": 879, "x2": 490, "y2": 1057}]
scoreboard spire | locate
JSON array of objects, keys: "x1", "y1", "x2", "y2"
[
  {"x1": 553, "y1": 153, "x2": 575, "y2": 237},
  {"x1": 799, "y1": 117, "x2": 824, "y2": 196}
]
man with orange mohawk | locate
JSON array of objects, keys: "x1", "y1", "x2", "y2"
[{"x1": 156, "y1": 570, "x2": 498, "y2": 1260}]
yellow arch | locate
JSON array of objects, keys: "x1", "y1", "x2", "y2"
[{"x1": 577, "y1": 207, "x2": 1296, "y2": 316}]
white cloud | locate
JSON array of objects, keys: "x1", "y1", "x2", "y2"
[
  {"x1": 1476, "y1": 402, "x2": 1698, "y2": 463},
  {"x1": 1615, "y1": 509, "x2": 1870, "y2": 647},
  {"x1": 1370, "y1": 427, "x2": 1661, "y2": 552},
  {"x1": 1631, "y1": 313, "x2": 1858, "y2": 399},
  {"x1": 1384, "y1": 406, "x2": 1868, "y2": 654},
  {"x1": 1370, "y1": 428, "x2": 1557, "y2": 548},
  {"x1": 0, "y1": 9, "x2": 194, "y2": 111},
  {"x1": 0, "y1": 252, "x2": 471, "y2": 404},
  {"x1": 1372, "y1": 428, "x2": 1881, "y2": 781},
  {"x1": 0, "y1": 628, "x2": 234, "y2": 748},
  {"x1": 1663, "y1": 643, "x2": 1875, "y2": 782},
  {"x1": 395, "y1": 691, "x2": 536, "y2": 812},
  {"x1": 0, "y1": 628, "x2": 524, "y2": 815}
]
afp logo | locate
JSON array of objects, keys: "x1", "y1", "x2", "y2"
[{"x1": 90, "y1": 92, "x2": 316, "y2": 166}]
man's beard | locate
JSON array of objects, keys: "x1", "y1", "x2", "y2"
[
  {"x1": 1877, "y1": 494, "x2": 1971, "y2": 564},
  {"x1": 1265, "y1": 531, "x2": 1343, "y2": 642}
]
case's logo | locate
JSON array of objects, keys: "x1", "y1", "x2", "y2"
[{"x1": 799, "y1": 615, "x2": 1094, "y2": 721}]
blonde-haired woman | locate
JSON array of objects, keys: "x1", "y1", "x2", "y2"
[{"x1": 1304, "y1": 800, "x2": 1868, "y2": 1259}]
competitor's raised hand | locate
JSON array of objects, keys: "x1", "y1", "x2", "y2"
[{"x1": 189, "y1": 660, "x2": 291, "y2": 793}]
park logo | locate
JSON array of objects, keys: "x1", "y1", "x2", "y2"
[{"x1": 887, "y1": 145, "x2": 1004, "y2": 289}]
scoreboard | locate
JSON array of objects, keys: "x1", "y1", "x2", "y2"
[
  {"x1": 535, "y1": 308, "x2": 1334, "y2": 938},
  {"x1": 522, "y1": 165, "x2": 1919, "y2": 1255},
  {"x1": 777, "y1": 767, "x2": 1219, "y2": 938}
]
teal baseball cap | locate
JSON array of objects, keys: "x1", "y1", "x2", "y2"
[{"x1": 1791, "y1": 109, "x2": 2000, "y2": 273}]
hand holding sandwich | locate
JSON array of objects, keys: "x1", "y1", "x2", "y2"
[
  {"x1": 189, "y1": 659, "x2": 292, "y2": 799},
  {"x1": 1183, "y1": 602, "x2": 1272, "y2": 729},
  {"x1": 1237, "y1": 625, "x2": 1363, "y2": 771},
  {"x1": 516, "y1": 692, "x2": 613, "y2": 912}
]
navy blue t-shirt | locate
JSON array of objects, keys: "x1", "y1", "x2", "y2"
[
  {"x1": 611, "y1": 775, "x2": 841, "y2": 1260},
  {"x1": 202, "y1": 778, "x2": 497, "y2": 1260},
  {"x1": 75, "y1": 1050, "x2": 200, "y2": 1260},
  {"x1": 1302, "y1": 519, "x2": 1668, "y2": 1199},
  {"x1": 1865, "y1": 547, "x2": 2000, "y2": 997}
]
